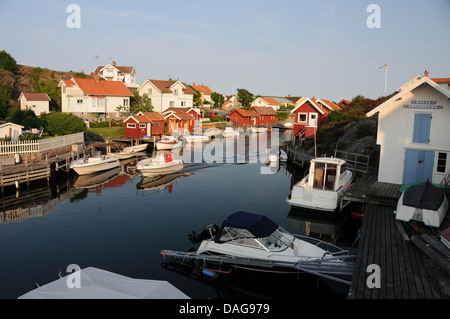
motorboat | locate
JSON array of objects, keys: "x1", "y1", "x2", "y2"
[
  {"x1": 136, "y1": 153, "x2": 183, "y2": 177},
  {"x1": 287, "y1": 157, "x2": 353, "y2": 212},
  {"x1": 184, "y1": 134, "x2": 209, "y2": 143},
  {"x1": 248, "y1": 126, "x2": 267, "y2": 133},
  {"x1": 123, "y1": 143, "x2": 148, "y2": 152},
  {"x1": 395, "y1": 180, "x2": 449, "y2": 227},
  {"x1": 222, "y1": 127, "x2": 240, "y2": 138},
  {"x1": 107, "y1": 149, "x2": 138, "y2": 160},
  {"x1": 73, "y1": 167, "x2": 120, "y2": 189},
  {"x1": 70, "y1": 155, "x2": 120, "y2": 176},
  {"x1": 162, "y1": 211, "x2": 354, "y2": 285},
  {"x1": 19, "y1": 267, "x2": 189, "y2": 299},
  {"x1": 266, "y1": 146, "x2": 288, "y2": 163},
  {"x1": 156, "y1": 136, "x2": 182, "y2": 150}
]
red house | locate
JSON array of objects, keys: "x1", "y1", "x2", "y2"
[
  {"x1": 290, "y1": 97, "x2": 331, "y2": 138},
  {"x1": 250, "y1": 106, "x2": 278, "y2": 125},
  {"x1": 164, "y1": 110, "x2": 195, "y2": 133},
  {"x1": 163, "y1": 107, "x2": 201, "y2": 124},
  {"x1": 124, "y1": 112, "x2": 165, "y2": 138},
  {"x1": 228, "y1": 109, "x2": 259, "y2": 126}
]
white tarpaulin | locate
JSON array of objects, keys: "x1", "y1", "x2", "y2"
[{"x1": 18, "y1": 267, "x2": 189, "y2": 299}]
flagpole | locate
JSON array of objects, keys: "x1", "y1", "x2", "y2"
[{"x1": 385, "y1": 64, "x2": 388, "y2": 93}]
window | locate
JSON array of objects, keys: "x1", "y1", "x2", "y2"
[
  {"x1": 174, "y1": 89, "x2": 179, "y2": 96},
  {"x1": 412, "y1": 113, "x2": 431, "y2": 143},
  {"x1": 181, "y1": 101, "x2": 186, "y2": 107},
  {"x1": 77, "y1": 99, "x2": 84, "y2": 104},
  {"x1": 127, "y1": 123, "x2": 136, "y2": 128},
  {"x1": 148, "y1": 89, "x2": 152, "y2": 95},
  {"x1": 154, "y1": 122, "x2": 160, "y2": 127},
  {"x1": 298, "y1": 113, "x2": 307, "y2": 123},
  {"x1": 170, "y1": 101, "x2": 175, "y2": 107},
  {"x1": 437, "y1": 152, "x2": 447, "y2": 173},
  {"x1": 139, "y1": 123, "x2": 146, "y2": 129},
  {"x1": 124, "y1": 99, "x2": 129, "y2": 107}
]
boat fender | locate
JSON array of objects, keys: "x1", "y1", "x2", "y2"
[{"x1": 201, "y1": 269, "x2": 216, "y2": 277}]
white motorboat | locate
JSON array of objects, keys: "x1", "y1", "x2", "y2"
[
  {"x1": 70, "y1": 155, "x2": 120, "y2": 176},
  {"x1": 156, "y1": 136, "x2": 182, "y2": 150},
  {"x1": 395, "y1": 180, "x2": 449, "y2": 227},
  {"x1": 287, "y1": 157, "x2": 353, "y2": 212},
  {"x1": 248, "y1": 126, "x2": 267, "y2": 133},
  {"x1": 123, "y1": 143, "x2": 148, "y2": 152},
  {"x1": 136, "y1": 154, "x2": 183, "y2": 177},
  {"x1": 107, "y1": 149, "x2": 138, "y2": 160},
  {"x1": 266, "y1": 146, "x2": 288, "y2": 163},
  {"x1": 162, "y1": 211, "x2": 354, "y2": 285},
  {"x1": 222, "y1": 127, "x2": 240, "y2": 138},
  {"x1": 184, "y1": 134, "x2": 209, "y2": 143},
  {"x1": 19, "y1": 267, "x2": 189, "y2": 299}
]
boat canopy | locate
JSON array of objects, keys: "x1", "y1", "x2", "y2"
[
  {"x1": 402, "y1": 180, "x2": 445, "y2": 211},
  {"x1": 214, "y1": 211, "x2": 279, "y2": 243}
]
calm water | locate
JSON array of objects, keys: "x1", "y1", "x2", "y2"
[{"x1": 0, "y1": 132, "x2": 359, "y2": 299}]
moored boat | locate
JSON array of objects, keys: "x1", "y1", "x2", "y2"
[
  {"x1": 107, "y1": 149, "x2": 138, "y2": 160},
  {"x1": 222, "y1": 127, "x2": 240, "y2": 138},
  {"x1": 287, "y1": 157, "x2": 353, "y2": 212},
  {"x1": 136, "y1": 154, "x2": 183, "y2": 177},
  {"x1": 69, "y1": 155, "x2": 120, "y2": 176},
  {"x1": 123, "y1": 143, "x2": 148, "y2": 152},
  {"x1": 162, "y1": 211, "x2": 354, "y2": 286},
  {"x1": 395, "y1": 180, "x2": 449, "y2": 227},
  {"x1": 156, "y1": 136, "x2": 182, "y2": 150},
  {"x1": 266, "y1": 146, "x2": 288, "y2": 163},
  {"x1": 248, "y1": 126, "x2": 267, "y2": 133}
]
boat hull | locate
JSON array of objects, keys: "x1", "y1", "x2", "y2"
[
  {"x1": 137, "y1": 159, "x2": 184, "y2": 177},
  {"x1": 70, "y1": 156, "x2": 120, "y2": 175},
  {"x1": 156, "y1": 141, "x2": 182, "y2": 150}
]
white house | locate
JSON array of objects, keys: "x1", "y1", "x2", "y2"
[
  {"x1": 0, "y1": 121, "x2": 23, "y2": 141},
  {"x1": 367, "y1": 73, "x2": 450, "y2": 185},
  {"x1": 58, "y1": 76, "x2": 134, "y2": 121},
  {"x1": 137, "y1": 79, "x2": 195, "y2": 114},
  {"x1": 18, "y1": 93, "x2": 50, "y2": 116},
  {"x1": 251, "y1": 97, "x2": 281, "y2": 111},
  {"x1": 93, "y1": 61, "x2": 139, "y2": 91}
]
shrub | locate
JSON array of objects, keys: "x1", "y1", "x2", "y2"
[{"x1": 42, "y1": 112, "x2": 87, "y2": 136}]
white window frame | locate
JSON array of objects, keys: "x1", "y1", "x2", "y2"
[
  {"x1": 297, "y1": 112, "x2": 308, "y2": 123},
  {"x1": 139, "y1": 123, "x2": 146, "y2": 129},
  {"x1": 127, "y1": 123, "x2": 136, "y2": 128}
]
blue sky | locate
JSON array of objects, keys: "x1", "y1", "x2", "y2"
[{"x1": 0, "y1": 0, "x2": 449, "y2": 101}]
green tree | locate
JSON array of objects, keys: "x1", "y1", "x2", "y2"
[
  {"x1": 0, "y1": 83, "x2": 12, "y2": 119},
  {"x1": 190, "y1": 86, "x2": 202, "y2": 106},
  {"x1": 42, "y1": 112, "x2": 87, "y2": 136},
  {"x1": 6, "y1": 108, "x2": 44, "y2": 128},
  {"x1": 237, "y1": 88, "x2": 254, "y2": 109},
  {"x1": 0, "y1": 50, "x2": 19, "y2": 74},
  {"x1": 129, "y1": 91, "x2": 153, "y2": 113},
  {"x1": 211, "y1": 92, "x2": 224, "y2": 108}
]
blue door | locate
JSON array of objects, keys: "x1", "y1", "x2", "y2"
[{"x1": 403, "y1": 149, "x2": 435, "y2": 184}]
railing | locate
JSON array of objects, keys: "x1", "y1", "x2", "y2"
[{"x1": 0, "y1": 133, "x2": 84, "y2": 156}]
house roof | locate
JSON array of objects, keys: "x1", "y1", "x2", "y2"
[
  {"x1": 94, "y1": 64, "x2": 136, "y2": 75},
  {"x1": 142, "y1": 79, "x2": 196, "y2": 95},
  {"x1": 71, "y1": 78, "x2": 133, "y2": 97},
  {"x1": 316, "y1": 99, "x2": 340, "y2": 111},
  {"x1": 0, "y1": 121, "x2": 24, "y2": 129},
  {"x1": 192, "y1": 83, "x2": 213, "y2": 95},
  {"x1": 126, "y1": 115, "x2": 153, "y2": 123},
  {"x1": 431, "y1": 78, "x2": 450, "y2": 83},
  {"x1": 337, "y1": 99, "x2": 351, "y2": 107},
  {"x1": 229, "y1": 109, "x2": 259, "y2": 117},
  {"x1": 285, "y1": 96, "x2": 304, "y2": 103},
  {"x1": 163, "y1": 107, "x2": 200, "y2": 115},
  {"x1": 290, "y1": 97, "x2": 327, "y2": 115},
  {"x1": 366, "y1": 75, "x2": 450, "y2": 117},
  {"x1": 163, "y1": 111, "x2": 194, "y2": 120},
  {"x1": 260, "y1": 97, "x2": 280, "y2": 106},
  {"x1": 138, "y1": 112, "x2": 165, "y2": 121},
  {"x1": 20, "y1": 93, "x2": 51, "y2": 102},
  {"x1": 251, "y1": 106, "x2": 277, "y2": 116}
]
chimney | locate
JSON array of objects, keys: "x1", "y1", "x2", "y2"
[
  {"x1": 112, "y1": 61, "x2": 116, "y2": 67},
  {"x1": 94, "y1": 75, "x2": 100, "y2": 82},
  {"x1": 424, "y1": 70, "x2": 429, "y2": 77}
]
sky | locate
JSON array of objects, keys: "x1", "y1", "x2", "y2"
[{"x1": 0, "y1": 0, "x2": 449, "y2": 102}]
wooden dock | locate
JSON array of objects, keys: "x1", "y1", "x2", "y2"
[{"x1": 348, "y1": 204, "x2": 442, "y2": 299}]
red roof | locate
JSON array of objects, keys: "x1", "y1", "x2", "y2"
[
  {"x1": 229, "y1": 109, "x2": 259, "y2": 117},
  {"x1": 146, "y1": 79, "x2": 196, "y2": 95},
  {"x1": 431, "y1": 78, "x2": 450, "y2": 83},
  {"x1": 261, "y1": 97, "x2": 280, "y2": 105},
  {"x1": 318, "y1": 99, "x2": 340, "y2": 111},
  {"x1": 21, "y1": 93, "x2": 50, "y2": 101},
  {"x1": 72, "y1": 78, "x2": 133, "y2": 97},
  {"x1": 192, "y1": 83, "x2": 213, "y2": 95},
  {"x1": 251, "y1": 106, "x2": 277, "y2": 116},
  {"x1": 138, "y1": 112, "x2": 165, "y2": 121}
]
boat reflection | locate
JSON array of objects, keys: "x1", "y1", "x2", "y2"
[
  {"x1": 73, "y1": 167, "x2": 121, "y2": 189},
  {"x1": 136, "y1": 173, "x2": 192, "y2": 194}
]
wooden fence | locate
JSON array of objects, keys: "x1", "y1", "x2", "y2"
[{"x1": 0, "y1": 133, "x2": 84, "y2": 156}]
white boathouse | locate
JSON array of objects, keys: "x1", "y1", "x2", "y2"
[{"x1": 367, "y1": 73, "x2": 450, "y2": 185}]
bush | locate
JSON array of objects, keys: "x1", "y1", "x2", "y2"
[{"x1": 42, "y1": 112, "x2": 87, "y2": 136}]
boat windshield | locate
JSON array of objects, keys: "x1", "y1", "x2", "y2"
[
  {"x1": 259, "y1": 227, "x2": 295, "y2": 252},
  {"x1": 313, "y1": 162, "x2": 338, "y2": 191},
  {"x1": 218, "y1": 226, "x2": 295, "y2": 252}
]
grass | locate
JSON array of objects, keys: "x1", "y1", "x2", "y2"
[{"x1": 87, "y1": 127, "x2": 125, "y2": 138}]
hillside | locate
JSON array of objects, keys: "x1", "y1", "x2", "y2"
[{"x1": 0, "y1": 65, "x2": 91, "y2": 109}]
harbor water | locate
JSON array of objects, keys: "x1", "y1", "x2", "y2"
[{"x1": 0, "y1": 131, "x2": 360, "y2": 299}]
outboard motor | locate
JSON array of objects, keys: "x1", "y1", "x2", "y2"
[{"x1": 188, "y1": 224, "x2": 219, "y2": 243}]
